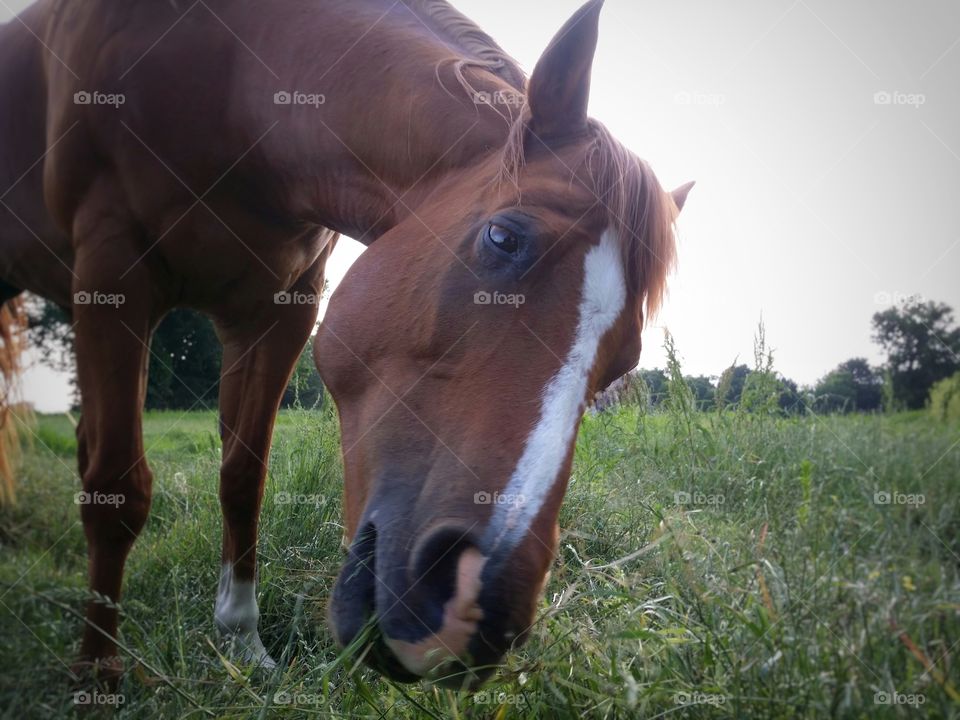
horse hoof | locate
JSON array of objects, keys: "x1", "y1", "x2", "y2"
[
  {"x1": 256, "y1": 653, "x2": 278, "y2": 671},
  {"x1": 220, "y1": 631, "x2": 278, "y2": 671},
  {"x1": 69, "y1": 655, "x2": 124, "y2": 690}
]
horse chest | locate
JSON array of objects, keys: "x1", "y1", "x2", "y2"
[{"x1": 145, "y1": 207, "x2": 330, "y2": 312}]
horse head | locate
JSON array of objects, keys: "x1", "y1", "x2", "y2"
[{"x1": 316, "y1": 0, "x2": 693, "y2": 687}]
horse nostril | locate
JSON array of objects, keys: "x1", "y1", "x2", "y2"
[
  {"x1": 409, "y1": 524, "x2": 480, "y2": 602},
  {"x1": 332, "y1": 518, "x2": 493, "y2": 681},
  {"x1": 372, "y1": 524, "x2": 488, "y2": 679},
  {"x1": 328, "y1": 522, "x2": 377, "y2": 648}
]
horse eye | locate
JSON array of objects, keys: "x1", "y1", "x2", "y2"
[{"x1": 485, "y1": 223, "x2": 520, "y2": 255}]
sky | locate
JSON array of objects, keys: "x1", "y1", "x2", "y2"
[{"x1": 6, "y1": 0, "x2": 960, "y2": 411}]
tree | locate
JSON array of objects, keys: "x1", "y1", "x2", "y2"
[
  {"x1": 27, "y1": 301, "x2": 223, "y2": 410},
  {"x1": 777, "y1": 376, "x2": 804, "y2": 414},
  {"x1": 24, "y1": 296, "x2": 74, "y2": 373},
  {"x1": 635, "y1": 368, "x2": 668, "y2": 408},
  {"x1": 872, "y1": 298, "x2": 960, "y2": 409},
  {"x1": 146, "y1": 309, "x2": 222, "y2": 410},
  {"x1": 716, "y1": 364, "x2": 751, "y2": 408},
  {"x1": 813, "y1": 358, "x2": 883, "y2": 413},
  {"x1": 685, "y1": 375, "x2": 715, "y2": 411},
  {"x1": 281, "y1": 342, "x2": 326, "y2": 409}
]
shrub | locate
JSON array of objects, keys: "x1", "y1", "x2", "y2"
[{"x1": 928, "y1": 371, "x2": 960, "y2": 421}]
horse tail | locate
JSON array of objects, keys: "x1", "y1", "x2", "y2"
[{"x1": 0, "y1": 297, "x2": 25, "y2": 504}]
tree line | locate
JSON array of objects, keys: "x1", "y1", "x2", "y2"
[
  {"x1": 25, "y1": 295, "x2": 960, "y2": 416},
  {"x1": 628, "y1": 297, "x2": 960, "y2": 415},
  {"x1": 26, "y1": 302, "x2": 324, "y2": 411}
]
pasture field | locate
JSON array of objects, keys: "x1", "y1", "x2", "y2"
[{"x1": 1, "y1": 396, "x2": 958, "y2": 718}]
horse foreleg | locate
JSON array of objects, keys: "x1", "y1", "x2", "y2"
[
  {"x1": 70, "y1": 192, "x2": 161, "y2": 683},
  {"x1": 213, "y1": 254, "x2": 330, "y2": 667}
]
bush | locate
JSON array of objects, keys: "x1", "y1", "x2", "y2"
[{"x1": 928, "y1": 371, "x2": 960, "y2": 421}]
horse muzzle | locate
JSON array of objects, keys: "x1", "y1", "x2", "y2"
[{"x1": 328, "y1": 510, "x2": 532, "y2": 688}]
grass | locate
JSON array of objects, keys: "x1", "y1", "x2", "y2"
[{"x1": 1, "y1": 389, "x2": 959, "y2": 717}]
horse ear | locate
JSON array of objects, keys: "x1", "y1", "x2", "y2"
[
  {"x1": 671, "y1": 181, "x2": 696, "y2": 213},
  {"x1": 526, "y1": 0, "x2": 605, "y2": 141}
]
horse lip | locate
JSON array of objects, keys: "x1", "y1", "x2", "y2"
[
  {"x1": 328, "y1": 524, "x2": 421, "y2": 683},
  {"x1": 329, "y1": 506, "x2": 506, "y2": 686},
  {"x1": 365, "y1": 634, "x2": 422, "y2": 683}
]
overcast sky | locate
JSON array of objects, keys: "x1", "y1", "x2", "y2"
[{"x1": 6, "y1": 0, "x2": 960, "y2": 411}]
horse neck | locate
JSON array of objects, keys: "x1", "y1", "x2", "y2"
[{"x1": 277, "y1": 21, "x2": 524, "y2": 242}]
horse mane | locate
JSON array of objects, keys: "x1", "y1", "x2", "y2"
[
  {"x1": 0, "y1": 298, "x2": 25, "y2": 504},
  {"x1": 402, "y1": 0, "x2": 677, "y2": 318},
  {"x1": 499, "y1": 109, "x2": 678, "y2": 320},
  {"x1": 404, "y1": 0, "x2": 526, "y2": 90}
]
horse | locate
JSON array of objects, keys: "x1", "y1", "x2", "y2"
[
  {"x1": 591, "y1": 373, "x2": 640, "y2": 412},
  {"x1": 0, "y1": 0, "x2": 692, "y2": 688}
]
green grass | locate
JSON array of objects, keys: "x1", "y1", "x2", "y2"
[{"x1": 1, "y1": 399, "x2": 959, "y2": 718}]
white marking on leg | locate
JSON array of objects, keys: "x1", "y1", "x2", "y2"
[
  {"x1": 214, "y1": 563, "x2": 277, "y2": 668},
  {"x1": 483, "y1": 229, "x2": 626, "y2": 552}
]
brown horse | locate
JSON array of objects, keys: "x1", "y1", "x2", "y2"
[{"x1": 0, "y1": 0, "x2": 691, "y2": 688}]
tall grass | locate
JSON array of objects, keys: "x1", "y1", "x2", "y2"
[
  {"x1": 1, "y1": 338, "x2": 958, "y2": 718},
  {"x1": 929, "y1": 372, "x2": 960, "y2": 422}
]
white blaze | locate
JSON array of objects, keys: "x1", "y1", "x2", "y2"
[{"x1": 484, "y1": 229, "x2": 626, "y2": 552}]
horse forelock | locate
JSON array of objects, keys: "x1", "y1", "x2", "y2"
[
  {"x1": 586, "y1": 120, "x2": 678, "y2": 322},
  {"x1": 497, "y1": 109, "x2": 678, "y2": 322}
]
